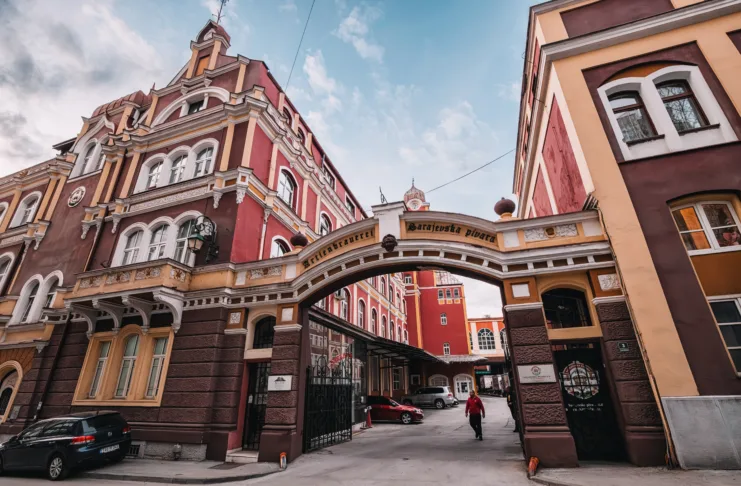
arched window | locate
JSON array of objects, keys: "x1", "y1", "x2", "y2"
[
  {"x1": 397, "y1": 325, "x2": 402, "y2": 342},
  {"x1": 174, "y1": 219, "x2": 195, "y2": 264},
  {"x1": 146, "y1": 161, "x2": 163, "y2": 189},
  {"x1": 145, "y1": 336, "x2": 169, "y2": 398},
  {"x1": 371, "y1": 309, "x2": 377, "y2": 334},
  {"x1": 147, "y1": 224, "x2": 170, "y2": 261},
  {"x1": 0, "y1": 204, "x2": 6, "y2": 227},
  {"x1": 96, "y1": 152, "x2": 107, "y2": 172},
  {"x1": 429, "y1": 374, "x2": 448, "y2": 387},
  {"x1": 20, "y1": 281, "x2": 39, "y2": 323},
  {"x1": 443, "y1": 343, "x2": 450, "y2": 355},
  {"x1": 315, "y1": 297, "x2": 326, "y2": 310},
  {"x1": 403, "y1": 329, "x2": 408, "y2": 343},
  {"x1": 380, "y1": 278, "x2": 386, "y2": 296},
  {"x1": 270, "y1": 238, "x2": 290, "y2": 258},
  {"x1": 389, "y1": 321, "x2": 395, "y2": 340},
  {"x1": 478, "y1": 328, "x2": 496, "y2": 350},
  {"x1": 88, "y1": 341, "x2": 111, "y2": 398},
  {"x1": 169, "y1": 154, "x2": 187, "y2": 184},
  {"x1": 11, "y1": 195, "x2": 39, "y2": 228},
  {"x1": 0, "y1": 370, "x2": 19, "y2": 419},
  {"x1": 608, "y1": 91, "x2": 656, "y2": 143},
  {"x1": 122, "y1": 230, "x2": 143, "y2": 265},
  {"x1": 194, "y1": 147, "x2": 214, "y2": 177},
  {"x1": 320, "y1": 214, "x2": 332, "y2": 236},
  {"x1": 253, "y1": 316, "x2": 276, "y2": 349},
  {"x1": 277, "y1": 170, "x2": 297, "y2": 208},
  {"x1": 339, "y1": 289, "x2": 350, "y2": 321},
  {"x1": 115, "y1": 334, "x2": 140, "y2": 398},
  {"x1": 389, "y1": 291, "x2": 394, "y2": 305},
  {"x1": 542, "y1": 288, "x2": 593, "y2": 329},
  {"x1": 0, "y1": 255, "x2": 12, "y2": 292},
  {"x1": 82, "y1": 143, "x2": 98, "y2": 174},
  {"x1": 657, "y1": 80, "x2": 707, "y2": 133},
  {"x1": 672, "y1": 201, "x2": 741, "y2": 252},
  {"x1": 297, "y1": 129, "x2": 306, "y2": 145},
  {"x1": 43, "y1": 278, "x2": 59, "y2": 309},
  {"x1": 440, "y1": 313, "x2": 447, "y2": 325},
  {"x1": 396, "y1": 292, "x2": 401, "y2": 306},
  {"x1": 381, "y1": 316, "x2": 387, "y2": 338},
  {"x1": 283, "y1": 108, "x2": 293, "y2": 129},
  {"x1": 358, "y1": 300, "x2": 365, "y2": 328}
]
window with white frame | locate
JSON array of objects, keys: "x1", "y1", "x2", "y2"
[
  {"x1": 381, "y1": 316, "x2": 387, "y2": 338},
  {"x1": 174, "y1": 219, "x2": 195, "y2": 264},
  {"x1": 146, "y1": 337, "x2": 169, "y2": 398},
  {"x1": 608, "y1": 91, "x2": 656, "y2": 143},
  {"x1": 392, "y1": 367, "x2": 402, "y2": 390},
  {"x1": 168, "y1": 154, "x2": 187, "y2": 184},
  {"x1": 0, "y1": 255, "x2": 12, "y2": 292},
  {"x1": 445, "y1": 289, "x2": 452, "y2": 299},
  {"x1": 339, "y1": 289, "x2": 350, "y2": 321},
  {"x1": 187, "y1": 99, "x2": 205, "y2": 115},
  {"x1": 270, "y1": 238, "x2": 290, "y2": 258},
  {"x1": 440, "y1": 313, "x2": 447, "y2": 326},
  {"x1": 403, "y1": 329, "x2": 408, "y2": 343},
  {"x1": 438, "y1": 289, "x2": 444, "y2": 300},
  {"x1": 397, "y1": 325, "x2": 402, "y2": 342},
  {"x1": 122, "y1": 230, "x2": 143, "y2": 265},
  {"x1": 320, "y1": 214, "x2": 332, "y2": 236},
  {"x1": 380, "y1": 278, "x2": 386, "y2": 295},
  {"x1": 115, "y1": 335, "x2": 140, "y2": 398},
  {"x1": 322, "y1": 163, "x2": 336, "y2": 190},
  {"x1": 345, "y1": 197, "x2": 356, "y2": 216},
  {"x1": 43, "y1": 278, "x2": 59, "y2": 309},
  {"x1": 147, "y1": 225, "x2": 170, "y2": 261},
  {"x1": 429, "y1": 374, "x2": 448, "y2": 387},
  {"x1": 657, "y1": 80, "x2": 708, "y2": 133},
  {"x1": 672, "y1": 201, "x2": 741, "y2": 253},
  {"x1": 11, "y1": 194, "x2": 39, "y2": 228},
  {"x1": 89, "y1": 341, "x2": 111, "y2": 398},
  {"x1": 81, "y1": 143, "x2": 99, "y2": 174},
  {"x1": 20, "y1": 281, "x2": 39, "y2": 323},
  {"x1": 194, "y1": 147, "x2": 214, "y2": 177},
  {"x1": 371, "y1": 309, "x2": 377, "y2": 334},
  {"x1": 277, "y1": 170, "x2": 296, "y2": 209},
  {"x1": 443, "y1": 343, "x2": 450, "y2": 356},
  {"x1": 478, "y1": 328, "x2": 496, "y2": 351},
  {"x1": 389, "y1": 322, "x2": 394, "y2": 340},
  {"x1": 708, "y1": 298, "x2": 741, "y2": 375},
  {"x1": 358, "y1": 300, "x2": 365, "y2": 328},
  {"x1": 146, "y1": 161, "x2": 163, "y2": 189},
  {"x1": 454, "y1": 288, "x2": 460, "y2": 299},
  {"x1": 404, "y1": 275, "x2": 412, "y2": 284},
  {"x1": 0, "y1": 204, "x2": 6, "y2": 227}
]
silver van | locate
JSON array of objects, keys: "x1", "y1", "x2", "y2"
[{"x1": 401, "y1": 386, "x2": 457, "y2": 409}]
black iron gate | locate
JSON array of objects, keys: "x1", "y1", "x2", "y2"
[
  {"x1": 553, "y1": 344, "x2": 624, "y2": 461},
  {"x1": 243, "y1": 362, "x2": 270, "y2": 450},
  {"x1": 303, "y1": 358, "x2": 353, "y2": 452}
]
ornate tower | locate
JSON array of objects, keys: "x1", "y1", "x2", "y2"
[{"x1": 403, "y1": 180, "x2": 430, "y2": 212}]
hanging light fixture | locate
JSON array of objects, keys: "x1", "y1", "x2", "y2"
[{"x1": 187, "y1": 215, "x2": 219, "y2": 263}]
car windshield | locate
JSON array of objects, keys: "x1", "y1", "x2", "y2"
[{"x1": 389, "y1": 400, "x2": 400, "y2": 407}]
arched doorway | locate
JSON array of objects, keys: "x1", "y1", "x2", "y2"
[
  {"x1": 243, "y1": 316, "x2": 275, "y2": 452},
  {"x1": 0, "y1": 366, "x2": 20, "y2": 423},
  {"x1": 453, "y1": 374, "x2": 474, "y2": 400}
]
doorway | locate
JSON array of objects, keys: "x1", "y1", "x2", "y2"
[
  {"x1": 454, "y1": 374, "x2": 473, "y2": 400},
  {"x1": 552, "y1": 343, "x2": 624, "y2": 461},
  {"x1": 242, "y1": 362, "x2": 271, "y2": 450}
]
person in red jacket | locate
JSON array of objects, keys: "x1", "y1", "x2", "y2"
[{"x1": 465, "y1": 390, "x2": 485, "y2": 440}]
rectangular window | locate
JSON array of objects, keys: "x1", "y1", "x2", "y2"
[
  {"x1": 146, "y1": 337, "x2": 169, "y2": 398},
  {"x1": 195, "y1": 56, "x2": 210, "y2": 76},
  {"x1": 346, "y1": 197, "x2": 356, "y2": 217},
  {"x1": 438, "y1": 289, "x2": 444, "y2": 300},
  {"x1": 440, "y1": 313, "x2": 447, "y2": 326},
  {"x1": 608, "y1": 92, "x2": 656, "y2": 143},
  {"x1": 443, "y1": 343, "x2": 450, "y2": 356},
  {"x1": 187, "y1": 99, "x2": 205, "y2": 115},
  {"x1": 709, "y1": 299, "x2": 741, "y2": 374},
  {"x1": 89, "y1": 341, "x2": 111, "y2": 398},
  {"x1": 657, "y1": 80, "x2": 708, "y2": 133},
  {"x1": 454, "y1": 288, "x2": 460, "y2": 299},
  {"x1": 404, "y1": 275, "x2": 412, "y2": 284},
  {"x1": 672, "y1": 202, "x2": 741, "y2": 252},
  {"x1": 445, "y1": 289, "x2": 452, "y2": 299},
  {"x1": 392, "y1": 367, "x2": 402, "y2": 390}
]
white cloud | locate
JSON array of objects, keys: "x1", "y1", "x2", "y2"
[
  {"x1": 286, "y1": 86, "x2": 312, "y2": 102},
  {"x1": 496, "y1": 81, "x2": 521, "y2": 102},
  {"x1": 278, "y1": 0, "x2": 298, "y2": 13},
  {"x1": 458, "y1": 277, "x2": 504, "y2": 318},
  {"x1": 201, "y1": 0, "x2": 249, "y2": 34},
  {"x1": 304, "y1": 51, "x2": 339, "y2": 96},
  {"x1": 0, "y1": 0, "x2": 173, "y2": 175},
  {"x1": 335, "y1": 5, "x2": 384, "y2": 63}
]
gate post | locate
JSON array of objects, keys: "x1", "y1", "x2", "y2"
[
  {"x1": 258, "y1": 304, "x2": 308, "y2": 463},
  {"x1": 504, "y1": 291, "x2": 578, "y2": 467},
  {"x1": 593, "y1": 295, "x2": 666, "y2": 466}
]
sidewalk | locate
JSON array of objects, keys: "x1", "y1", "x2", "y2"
[
  {"x1": 78, "y1": 458, "x2": 281, "y2": 484},
  {"x1": 532, "y1": 463, "x2": 741, "y2": 486}
]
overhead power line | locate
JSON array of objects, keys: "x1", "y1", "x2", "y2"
[
  {"x1": 285, "y1": 0, "x2": 317, "y2": 91},
  {"x1": 425, "y1": 148, "x2": 516, "y2": 194}
]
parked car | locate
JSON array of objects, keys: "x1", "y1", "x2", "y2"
[
  {"x1": 401, "y1": 386, "x2": 457, "y2": 409},
  {"x1": 0, "y1": 411, "x2": 131, "y2": 481},
  {"x1": 367, "y1": 396, "x2": 424, "y2": 424}
]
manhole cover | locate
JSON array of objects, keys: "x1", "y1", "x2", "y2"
[{"x1": 209, "y1": 463, "x2": 244, "y2": 470}]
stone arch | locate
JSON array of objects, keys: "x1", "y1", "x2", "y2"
[{"x1": 0, "y1": 360, "x2": 23, "y2": 423}]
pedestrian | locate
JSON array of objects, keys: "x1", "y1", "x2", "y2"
[{"x1": 465, "y1": 389, "x2": 485, "y2": 440}]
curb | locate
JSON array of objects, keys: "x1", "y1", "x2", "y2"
[
  {"x1": 78, "y1": 469, "x2": 280, "y2": 484},
  {"x1": 529, "y1": 475, "x2": 577, "y2": 486}
]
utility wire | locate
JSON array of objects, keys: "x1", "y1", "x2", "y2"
[
  {"x1": 285, "y1": 0, "x2": 316, "y2": 91},
  {"x1": 425, "y1": 148, "x2": 516, "y2": 194}
]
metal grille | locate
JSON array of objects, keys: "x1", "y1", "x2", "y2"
[
  {"x1": 252, "y1": 317, "x2": 276, "y2": 349},
  {"x1": 243, "y1": 362, "x2": 271, "y2": 450},
  {"x1": 304, "y1": 357, "x2": 353, "y2": 452},
  {"x1": 126, "y1": 444, "x2": 141, "y2": 458}
]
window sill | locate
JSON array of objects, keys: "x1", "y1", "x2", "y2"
[
  {"x1": 678, "y1": 123, "x2": 721, "y2": 136},
  {"x1": 687, "y1": 245, "x2": 741, "y2": 257},
  {"x1": 71, "y1": 398, "x2": 162, "y2": 407},
  {"x1": 68, "y1": 169, "x2": 104, "y2": 183},
  {"x1": 625, "y1": 134, "x2": 665, "y2": 146}
]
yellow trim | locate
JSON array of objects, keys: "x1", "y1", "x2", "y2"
[
  {"x1": 548, "y1": 325, "x2": 603, "y2": 341},
  {"x1": 119, "y1": 152, "x2": 142, "y2": 199},
  {"x1": 218, "y1": 122, "x2": 236, "y2": 172},
  {"x1": 234, "y1": 64, "x2": 247, "y2": 99},
  {"x1": 103, "y1": 154, "x2": 124, "y2": 203},
  {"x1": 34, "y1": 179, "x2": 57, "y2": 223},
  {"x1": 208, "y1": 41, "x2": 221, "y2": 71},
  {"x1": 240, "y1": 117, "x2": 258, "y2": 168},
  {"x1": 90, "y1": 158, "x2": 114, "y2": 207},
  {"x1": 116, "y1": 106, "x2": 134, "y2": 135},
  {"x1": 144, "y1": 95, "x2": 159, "y2": 127},
  {"x1": 44, "y1": 176, "x2": 68, "y2": 221},
  {"x1": 185, "y1": 48, "x2": 199, "y2": 79},
  {"x1": 72, "y1": 324, "x2": 174, "y2": 407},
  {"x1": 0, "y1": 189, "x2": 22, "y2": 233},
  {"x1": 0, "y1": 360, "x2": 23, "y2": 424}
]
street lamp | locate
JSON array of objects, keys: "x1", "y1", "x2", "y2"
[{"x1": 187, "y1": 215, "x2": 219, "y2": 263}]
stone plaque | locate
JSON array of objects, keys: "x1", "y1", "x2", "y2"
[
  {"x1": 268, "y1": 375, "x2": 293, "y2": 391},
  {"x1": 517, "y1": 364, "x2": 557, "y2": 384},
  {"x1": 617, "y1": 342, "x2": 630, "y2": 353}
]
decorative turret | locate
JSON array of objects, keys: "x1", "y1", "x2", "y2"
[
  {"x1": 404, "y1": 179, "x2": 429, "y2": 212},
  {"x1": 494, "y1": 198, "x2": 516, "y2": 220}
]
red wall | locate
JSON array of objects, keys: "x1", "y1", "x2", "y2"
[
  {"x1": 416, "y1": 271, "x2": 469, "y2": 356},
  {"x1": 249, "y1": 127, "x2": 272, "y2": 185},
  {"x1": 542, "y1": 99, "x2": 586, "y2": 214},
  {"x1": 532, "y1": 169, "x2": 553, "y2": 217}
]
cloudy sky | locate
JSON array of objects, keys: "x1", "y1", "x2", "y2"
[{"x1": 0, "y1": 0, "x2": 538, "y2": 318}]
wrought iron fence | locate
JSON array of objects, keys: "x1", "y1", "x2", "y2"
[{"x1": 303, "y1": 357, "x2": 353, "y2": 452}]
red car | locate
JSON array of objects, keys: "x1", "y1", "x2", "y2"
[{"x1": 367, "y1": 396, "x2": 424, "y2": 424}]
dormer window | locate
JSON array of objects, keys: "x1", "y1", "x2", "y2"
[{"x1": 187, "y1": 99, "x2": 205, "y2": 115}]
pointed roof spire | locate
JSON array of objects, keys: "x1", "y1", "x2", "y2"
[{"x1": 404, "y1": 179, "x2": 426, "y2": 204}]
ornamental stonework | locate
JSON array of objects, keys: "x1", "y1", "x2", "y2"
[
  {"x1": 79, "y1": 275, "x2": 103, "y2": 289},
  {"x1": 129, "y1": 186, "x2": 209, "y2": 213},
  {"x1": 598, "y1": 273, "x2": 620, "y2": 291},
  {"x1": 247, "y1": 266, "x2": 282, "y2": 280},
  {"x1": 106, "y1": 271, "x2": 131, "y2": 285},
  {"x1": 170, "y1": 268, "x2": 188, "y2": 282},
  {"x1": 135, "y1": 266, "x2": 161, "y2": 280}
]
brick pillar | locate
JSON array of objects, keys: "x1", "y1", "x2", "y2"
[
  {"x1": 505, "y1": 303, "x2": 578, "y2": 467},
  {"x1": 595, "y1": 297, "x2": 666, "y2": 466},
  {"x1": 258, "y1": 305, "x2": 307, "y2": 463}
]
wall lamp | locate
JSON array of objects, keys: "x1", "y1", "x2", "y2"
[{"x1": 187, "y1": 215, "x2": 219, "y2": 263}]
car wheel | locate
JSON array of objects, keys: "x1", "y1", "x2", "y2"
[
  {"x1": 434, "y1": 399, "x2": 445, "y2": 409},
  {"x1": 402, "y1": 400, "x2": 413, "y2": 406},
  {"x1": 400, "y1": 412, "x2": 413, "y2": 425},
  {"x1": 47, "y1": 453, "x2": 68, "y2": 481}
]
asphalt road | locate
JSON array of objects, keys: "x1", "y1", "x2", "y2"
[{"x1": 0, "y1": 396, "x2": 529, "y2": 485}]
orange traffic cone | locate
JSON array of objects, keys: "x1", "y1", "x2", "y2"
[
  {"x1": 366, "y1": 409, "x2": 373, "y2": 428},
  {"x1": 527, "y1": 457, "x2": 540, "y2": 478}
]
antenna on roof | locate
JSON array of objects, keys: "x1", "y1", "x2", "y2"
[
  {"x1": 214, "y1": 0, "x2": 229, "y2": 24},
  {"x1": 379, "y1": 187, "x2": 387, "y2": 204}
]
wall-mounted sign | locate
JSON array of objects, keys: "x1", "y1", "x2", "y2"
[
  {"x1": 617, "y1": 342, "x2": 630, "y2": 353},
  {"x1": 302, "y1": 228, "x2": 376, "y2": 269},
  {"x1": 268, "y1": 375, "x2": 293, "y2": 391},
  {"x1": 517, "y1": 364, "x2": 557, "y2": 384}
]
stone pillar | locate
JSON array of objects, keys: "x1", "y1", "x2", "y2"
[
  {"x1": 258, "y1": 304, "x2": 307, "y2": 463},
  {"x1": 594, "y1": 296, "x2": 666, "y2": 466},
  {"x1": 505, "y1": 302, "x2": 578, "y2": 467}
]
